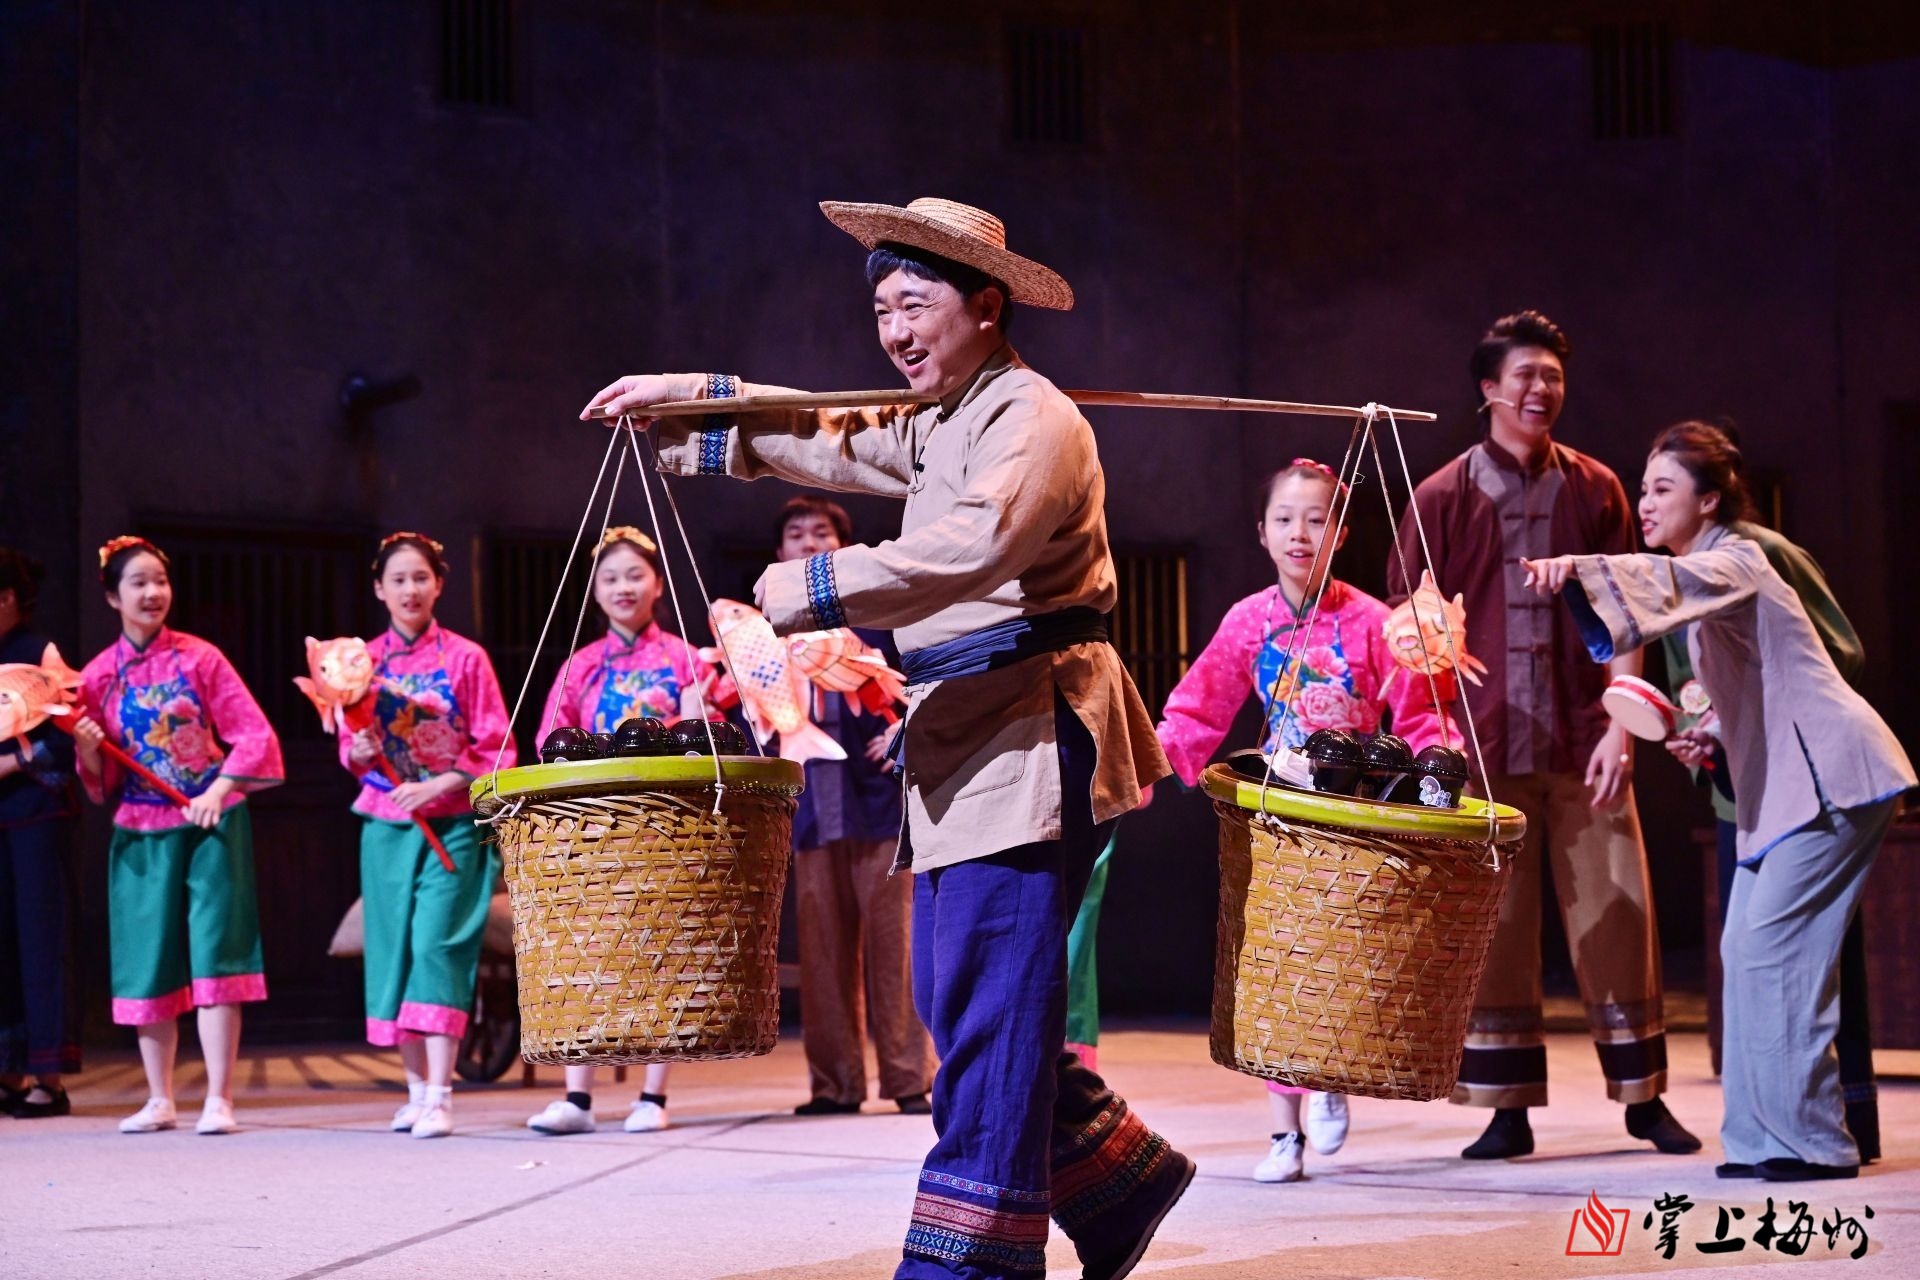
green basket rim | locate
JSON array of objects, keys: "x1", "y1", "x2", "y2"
[
  {"x1": 471, "y1": 755, "x2": 804, "y2": 815},
  {"x1": 1200, "y1": 762, "x2": 1526, "y2": 843}
]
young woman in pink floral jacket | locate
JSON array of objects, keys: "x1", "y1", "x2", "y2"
[{"x1": 1156, "y1": 460, "x2": 1458, "y2": 1183}]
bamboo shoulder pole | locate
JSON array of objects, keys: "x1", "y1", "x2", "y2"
[{"x1": 592, "y1": 389, "x2": 1438, "y2": 422}]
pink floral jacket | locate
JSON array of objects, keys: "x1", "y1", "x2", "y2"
[
  {"x1": 540, "y1": 622, "x2": 735, "y2": 736},
  {"x1": 1157, "y1": 580, "x2": 1459, "y2": 786},
  {"x1": 79, "y1": 629, "x2": 284, "y2": 832},
  {"x1": 339, "y1": 622, "x2": 515, "y2": 823}
]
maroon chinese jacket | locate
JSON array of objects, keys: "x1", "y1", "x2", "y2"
[{"x1": 1388, "y1": 438, "x2": 1635, "y2": 777}]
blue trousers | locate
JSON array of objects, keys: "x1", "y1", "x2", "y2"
[{"x1": 898, "y1": 697, "x2": 1185, "y2": 1280}]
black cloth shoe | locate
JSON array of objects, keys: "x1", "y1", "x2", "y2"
[
  {"x1": 1846, "y1": 1099, "x2": 1880, "y2": 1163},
  {"x1": 1716, "y1": 1162, "x2": 1761, "y2": 1178},
  {"x1": 1625, "y1": 1098, "x2": 1702, "y2": 1154},
  {"x1": 792, "y1": 1097, "x2": 861, "y2": 1117},
  {"x1": 10, "y1": 1085, "x2": 70, "y2": 1119},
  {"x1": 1759, "y1": 1158, "x2": 1858, "y2": 1182},
  {"x1": 893, "y1": 1093, "x2": 932, "y2": 1115},
  {"x1": 1462, "y1": 1108, "x2": 1533, "y2": 1160},
  {"x1": 1079, "y1": 1149, "x2": 1196, "y2": 1280}
]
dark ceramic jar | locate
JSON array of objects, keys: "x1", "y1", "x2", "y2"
[
  {"x1": 1358, "y1": 733, "x2": 1414, "y2": 802},
  {"x1": 613, "y1": 717, "x2": 668, "y2": 757},
  {"x1": 1411, "y1": 745, "x2": 1470, "y2": 809},
  {"x1": 538, "y1": 726, "x2": 595, "y2": 764},
  {"x1": 1303, "y1": 729, "x2": 1363, "y2": 796}
]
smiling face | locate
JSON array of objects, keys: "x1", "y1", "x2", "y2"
[
  {"x1": 373, "y1": 547, "x2": 443, "y2": 635},
  {"x1": 872, "y1": 269, "x2": 1006, "y2": 399},
  {"x1": 1481, "y1": 345, "x2": 1566, "y2": 448},
  {"x1": 1639, "y1": 451, "x2": 1720, "y2": 554},
  {"x1": 1258, "y1": 474, "x2": 1347, "y2": 600},
  {"x1": 777, "y1": 513, "x2": 843, "y2": 563},
  {"x1": 594, "y1": 542, "x2": 661, "y2": 635},
  {"x1": 107, "y1": 551, "x2": 172, "y2": 637}
]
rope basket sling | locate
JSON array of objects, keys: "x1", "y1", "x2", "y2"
[
  {"x1": 1206, "y1": 404, "x2": 1526, "y2": 1101},
  {"x1": 471, "y1": 421, "x2": 803, "y2": 1066}
]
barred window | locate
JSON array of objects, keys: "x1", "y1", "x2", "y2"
[
  {"x1": 1007, "y1": 22, "x2": 1092, "y2": 147},
  {"x1": 440, "y1": 0, "x2": 518, "y2": 111},
  {"x1": 1591, "y1": 21, "x2": 1677, "y2": 140},
  {"x1": 1110, "y1": 549, "x2": 1190, "y2": 716},
  {"x1": 478, "y1": 530, "x2": 594, "y2": 756}
]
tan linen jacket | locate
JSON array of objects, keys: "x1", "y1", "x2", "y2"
[
  {"x1": 654, "y1": 346, "x2": 1169, "y2": 871},
  {"x1": 1569, "y1": 522, "x2": 1913, "y2": 862}
]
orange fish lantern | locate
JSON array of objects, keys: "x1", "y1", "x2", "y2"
[
  {"x1": 293, "y1": 635, "x2": 376, "y2": 732},
  {"x1": 0, "y1": 642, "x2": 82, "y2": 753},
  {"x1": 292, "y1": 635, "x2": 455, "y2": 873},
  {"x1": 1379, "y1": 569, "x2": 1488, "y2": 695},
  {"x1": 703, "y1": 600, "x2": 846, "y2": 764},
  {"x1": 787, "y1": 628, "x2": 906, "y2": 722},
  {"x1": 0, "y1": 642, "x2": 194, "y2": 807}
]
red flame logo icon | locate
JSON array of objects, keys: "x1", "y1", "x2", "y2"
[{"x1": 1565, "y1": 1189, "x2": 1628, "y2": 1255}]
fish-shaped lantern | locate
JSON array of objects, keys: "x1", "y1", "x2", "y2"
[
  {"x1": 1378, "y1": 569, "x2": 1489, "y2": 695},
  {"x1": 787, "y1": 628, "x2": 906, "y2": 721},
  {"x1": 0, "y1": 642, "x2": 82, "y2": 753},
  {"x1": 293, "y1": 635, "x2": 376, "y2": 733},
  {"x1": 292, "y1": 635, "x2": 455, "y2": 872},
  {"x1": 0, "y1": 642, "x2": 194, "y2": 806},
  {"x1": 703, "y1": 600, "x2": 846, "y2": 763}
]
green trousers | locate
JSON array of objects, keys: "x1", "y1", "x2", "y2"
[{"x1": 358, "y1": 815, "x2": 495, "y2": 1045}]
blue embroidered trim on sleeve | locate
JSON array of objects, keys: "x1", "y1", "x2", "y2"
[
  {"x1": 697, "y1": 429, "x2": 727, "y2": 474},
  {"x1": 697, "y1": 373, "x2": 737, "y2": 474},
  {"x1": 804, "y1": 552, "x2": 847, "y2": 630}
]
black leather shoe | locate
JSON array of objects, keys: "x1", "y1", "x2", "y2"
[
  {"x1": 1759, "y1": 1158, "x2": 1858, "y2": 1182},
  {"x1": 792, "y1": 1097, "x2": 861, "y2": 1117},
  {"x1": 1626, "y1": 1099, "x2": 1703, "y2": 1154},
  {"x1": 1716, "y1": 1162, "x2": 1761, "y2": 1178},
  {"x1": 1462, "y1": 1108, "x2": 1533, "y2": 1160}
]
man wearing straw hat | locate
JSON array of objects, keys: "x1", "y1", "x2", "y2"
[{"x1": 584, "y1": 197, "x2": 1192, "y2": 1280}]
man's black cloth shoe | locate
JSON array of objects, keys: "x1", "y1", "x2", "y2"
[
  {"x1": 792, "y1": 1097, "x2": 861, "y2": 1117},
  {"x1": 1079, "y1": 1150, "x2": 1196, "y2": 1280},
  {"x1": 1759, "y1": 1158, "x2": 1858, "y2": 1182},
  {"x1": 1462, "y1": 1108, "x2": 1533, "y2": 1160},
  {"x1": 1626, "y1": 1098, "x2": 1702, "y2": 1154},
  {"x1": 894, "y1": 1093, "x2": 932, "y2": 1115}
]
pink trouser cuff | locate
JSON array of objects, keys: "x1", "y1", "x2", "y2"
[
  {"x1": 1266, "y1": 1081, "x2": 1310, "y2": 1096},
  {"x1": 192, "y1": 974, "x2": 268, "y2": 1006},
  {"x1": 399, "y1": 1001, "x2": 470, "y2": 1039},
  {"x1": 113, "y1": 987, "x2": 193, "y2": 1026},
  {"x1": 368, "y1": 1003, "x2": 469, "y2": 1046}
]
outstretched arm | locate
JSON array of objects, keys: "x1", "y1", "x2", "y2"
[{"x1": 583, "y1": 373, "x2": 918, "y2": 496}]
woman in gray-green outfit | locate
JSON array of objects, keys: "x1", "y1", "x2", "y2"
[{"x1": 339, "y1": 533, "x2": 513, "y2": 1140}]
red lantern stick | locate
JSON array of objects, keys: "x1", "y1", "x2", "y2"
[
  {"x1": 54, "y1": 717, "x2": 195, "y2": 809},
  {"x1": 337, "y1": 696, "x2": 458, "y2": 874}
]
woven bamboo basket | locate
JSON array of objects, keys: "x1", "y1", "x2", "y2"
[
  {"x1": 1202, "y1": 763, "x2": 1525, "y2": 1101},
  {"x1": 472, "y1": 756, "x2": 803, "y2": 1066}
]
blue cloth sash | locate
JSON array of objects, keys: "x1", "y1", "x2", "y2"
[{"x1": 889, "y1": 608, "x2": 1110, "y2": 767}]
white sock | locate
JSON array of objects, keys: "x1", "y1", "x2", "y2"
[
  {"x1": 407, "y1": 1081, "x2": 427, "y2": 1105},
  {"x1": 424, "y1": 1085, "x2": 452, "y2": 1108}
]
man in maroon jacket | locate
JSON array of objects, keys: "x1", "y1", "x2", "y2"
[{"x1": 1388, "y1": 310, "x2": 1699, "y2": 1160}]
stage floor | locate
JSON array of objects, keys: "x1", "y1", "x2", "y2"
[{"x1": 5, "y1": 1029, "x2": 1914, "y2": 1278}]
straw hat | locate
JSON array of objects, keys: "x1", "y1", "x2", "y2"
[{"x1": 819, "y1": 197, "x2": 1074, "y2": 311}]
